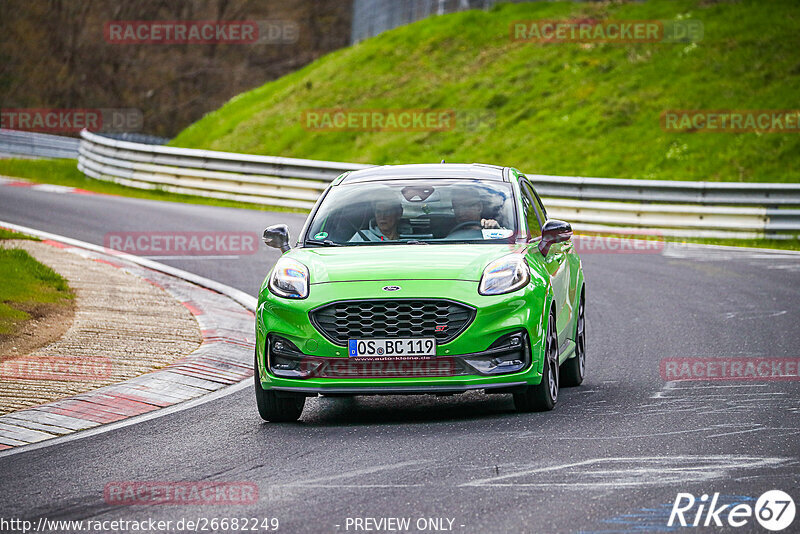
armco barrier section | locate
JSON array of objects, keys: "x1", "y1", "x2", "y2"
[
  {"x1": 0, "y1": 129, "x2": 80, "y2": 159},
  {"x1": 76, "y1": 130, "x2": 800, "y2": 240}
]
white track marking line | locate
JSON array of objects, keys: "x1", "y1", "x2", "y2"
[
  {"x1": 460, "y1": 456, "x2": 791, "y2": 488},
  {"x1": 461, "y1": 458, "x2": 602, "y2": 486},
  {"x1": 141, "y1": 255, "x2": 241, "y2": 260},
  {"x1": 705, "y1": 427, "x2": 772, "y2": 438},
  {"x1": 283, "y1": 460, "x2": 429, "y2": 487},
  {"x1": 276, "y1": 484, "x2": 425, "y2": 488},
  {"x1": 668, "y1": 393, "x2": 787, "y2": 398},
  {"x1": 670, "y1": 384, "x2": 769, "y2": 389}
]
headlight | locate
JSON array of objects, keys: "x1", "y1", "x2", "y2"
[
  {"x1": 269, "y1": 257, "x2": 309, "y2": 299},
  {"x1": 479, "y1": 254, "x2": 530, "y2": 295}
]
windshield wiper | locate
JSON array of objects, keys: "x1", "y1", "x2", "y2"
[
  {"x1": 404, "y1": 240, "x2": 429, "y2": 245},
  {"x1": 304, "y1": 239, "x2": 342, "y2": 247}
]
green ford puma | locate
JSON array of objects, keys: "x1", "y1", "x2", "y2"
[{"x1": 255, "y1": 163, "x2": 585, "y2": 421}]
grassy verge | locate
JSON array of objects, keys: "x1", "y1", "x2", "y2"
[
  {"x1": 0, "y1": 247, "x2": 74, "y2": 336},
  {"x1": 663, "y1": 236, "x2": 800, "y2": 252},
  {"x1": 0, "y1": 228, "x2": 39, "y2": 241},
  {"x1": 0, "y1": 158, "x2": 304, "y2": 213}
]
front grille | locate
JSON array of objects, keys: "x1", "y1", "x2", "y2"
[{"x1": 310, "y1": 299, "x2": 475, "y2": 346}]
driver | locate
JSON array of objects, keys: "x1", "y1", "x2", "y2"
[
  {"x1": 447, "y1": 188, "x2": 500, "y2": 238},
  {"x1": 350, "y1": 197, "x2": 403, "y2": 241}
]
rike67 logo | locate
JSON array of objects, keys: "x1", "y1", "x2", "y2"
[{"x1": 669, "y1": 490, "x2": 795, "y2": 531}]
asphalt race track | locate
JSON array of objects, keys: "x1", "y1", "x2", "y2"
[{"x1": 1, "y1": 185, "x2": 799, "y2": 533}]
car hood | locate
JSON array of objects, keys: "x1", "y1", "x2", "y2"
[{"x1": 288, "y1": 244, "x2": 524, "y2": 283}]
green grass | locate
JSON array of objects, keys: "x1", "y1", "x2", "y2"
[
  {"x1": 0, "y1": 248, "x2": 73, "y2": 335},
  {"x1": 171, "y1": 0, "x2": 800, "y2": 183},
  {"x1": 0, "y1": 228, "x2": 39, "y2": 241},
  {"x1": 0, "y1": 158, "x2": 304, "y2": 213}
]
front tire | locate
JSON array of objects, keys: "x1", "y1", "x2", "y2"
[
  {"x1": 560, "y1": 289, "x2": 586, "y2": 387},
  {"x1": 254, "y1": 349, "x2": 305, "y2": 422},
  {"x1": 514, "y1": 312, "x2": 559, "y2": 412}
]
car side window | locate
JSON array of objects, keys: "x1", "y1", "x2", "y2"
[
  {"x1": 519, "y1": 180, "x2": 542, "y2": 236},
  {"x1": 530, "y1": 185, "x2": 548, "y2": 223},
  {"x1": 523, "y1": 180, "x2": 547, "y2": 230}
]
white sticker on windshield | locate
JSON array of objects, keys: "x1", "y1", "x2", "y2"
[{"x1": 482, "y1": 228, "x2": 514, "y2": 240}]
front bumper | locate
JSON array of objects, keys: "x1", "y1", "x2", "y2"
[
  {"x1": 256, "y1": 279, "x2": 549, "y2": 394},
  {"x1": 272, "y1": 382, "x2": 529, "y2": 396}
]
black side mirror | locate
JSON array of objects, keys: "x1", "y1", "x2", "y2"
[
  {"x1": 263, "y1": 224, "x2": 291, "y2": 253},
  {"x1": 538, "y1": 219, "x2": 572, "y2": 256}
]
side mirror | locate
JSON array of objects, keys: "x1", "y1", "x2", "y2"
[
  {"x1": 263, "y1": 224, "x2": 291, "y2": 253},
  {"x1": 538, "y1": 219, "x2": 572, "y2": 256}
]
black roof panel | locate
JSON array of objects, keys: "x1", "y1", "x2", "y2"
[{"x1": 340, "y1": 163, "x2": 506, "y2": 184}]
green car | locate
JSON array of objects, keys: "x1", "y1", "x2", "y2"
[{"x1": 255, "y1": 164, "x2": 585, "y2": 421}]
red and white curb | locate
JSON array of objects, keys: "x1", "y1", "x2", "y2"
[
  {"x1": 0, "y1": 221, "x2": 257, "y2": 452},
  {"x1": 0, "y1": 175, "x2": 100, "y2": 196}
]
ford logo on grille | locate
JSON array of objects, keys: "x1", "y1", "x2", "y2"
[{"x1": 382, "y1": 285, "x2": 401, "y2": 291}]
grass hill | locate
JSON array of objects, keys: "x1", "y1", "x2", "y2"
[{"x1": 170, "y1": 0, "x2": 800, "y2": 183}]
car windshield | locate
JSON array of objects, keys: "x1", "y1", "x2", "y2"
[{"x1": 305, "y1": 179, "x2": 518, "y2": 246}]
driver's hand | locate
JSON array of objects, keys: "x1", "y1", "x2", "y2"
[{"x1": 481, "y1": 219, "x2": 500, "y2": 229}]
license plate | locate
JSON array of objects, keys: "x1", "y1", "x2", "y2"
[{"x1": 348, "y1": 338, "x2": 436, "y2": 358}]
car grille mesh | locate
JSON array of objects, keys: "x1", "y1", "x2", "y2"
[{"x1": 310, "y1": 299, "x2": 474, "y2": 346}]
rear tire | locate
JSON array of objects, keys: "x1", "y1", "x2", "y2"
[
  {"x1": 254, "y1": 349, "x2": 305, "y2": 422},
  {"x1": 560, "y1": 290, "x2": 586, "y2": 387},
  {"x1": 514, "y1": 312, "x2": 559, "y2": 412}
]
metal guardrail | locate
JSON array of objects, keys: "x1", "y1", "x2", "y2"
[
  {"x1": 78, "y1": 130, "x2": 368, "y2": 209},
  {"x1": 0, "y1": 129, "x2": 80, "y2": 159},
  {"x1": 0, "y1": 130, "x2": 168, "y2": 160},
  {"x1": 94, "y1": 132, "x2": 169, "y2": 145},
  {"x1": 76, "y1": 130, "x2": 800, "y2": 240}
]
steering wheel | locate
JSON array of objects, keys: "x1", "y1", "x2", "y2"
[{"x1": 448, "y1": 221, "x2": 481, "y2": 234}]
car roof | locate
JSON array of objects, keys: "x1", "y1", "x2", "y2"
[{"x1": 339, "y1": 163, "x2": 508, "y2": 184}]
